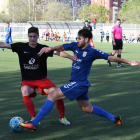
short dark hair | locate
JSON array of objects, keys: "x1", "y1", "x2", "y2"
[
  {"x1": 85, "y1": 20, "x2": 88, "y2": 22},
  {"x1": 28, "y1": 27, "x2": 39, "y2": 35},
  {"x1": 116, "y1": 19, "x2": 121, "y2": 22},
  {"x1": 78, "y1": 29, "x2": 93, "y2": 40},
  {"x1": 6, "y1": 22, "x2": 9, "y2": 24}
]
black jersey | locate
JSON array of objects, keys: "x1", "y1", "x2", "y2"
[
  {"x1": 11, "y1": 43, "x2": 54, "y2": 81},
  {"x1": 83, "y1": 25, "x2": 92, "y2": 32}
]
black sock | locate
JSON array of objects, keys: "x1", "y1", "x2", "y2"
[{"x1": 117, "y1": 55, "x2": 121, "y2": 64}]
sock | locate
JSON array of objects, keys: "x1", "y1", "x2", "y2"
[
  {"x1": 23, "y1": 96, "x2": 36, "y2": 118},
  {"x1": 56, "y1": 100, "x2": 65, "y2": 119},
  {"x1": 117, "y1": 54, "x2": 121, "y2": 64},
  {"x1": 92, "y1": 106, "x2": 115, "y2": 122},
  {"x1": 32, "y1": 100, "x2": 54, "y2": 126}
]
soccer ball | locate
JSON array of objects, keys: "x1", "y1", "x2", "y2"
[{"x1": 9, "y1": 117, "x2": 24, "y2": 132}]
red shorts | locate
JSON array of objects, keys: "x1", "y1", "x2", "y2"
[
  {"x1": 89, "y1": 39, "x2": 93, "y2": 43},
  {"x1": 21, "y1": 78, "x2": 56, "y2": 98}
]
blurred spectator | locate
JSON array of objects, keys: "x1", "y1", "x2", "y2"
[
  {"x1": 122, "y1": 34, "x2": 127, "y2": 42},
  {"x1": 127, "y1": 34, "x2": 132, "y2": 43},
  {"x1": 106, "y1": 31, "x2": 109, "y2": 42},
  {"x1": 45, "y1": 28, "x2": 49, "y2": 41},
  {"x1": 87, "y1": 18, "x2": 91, "y2": 26},
  {"x1": 50, "y1": 31, "x2": 55, "y2": 41},
  {"x1": 66, "y1": 32, "x2": 70, "y2": 41},
  {"x1": 100, "y1": 30, "x2": 105, "y2": 42},
  {"x1": 63, "y1": 32, "x2": 67, "y2": 41},
  {"x1": 57, "y1": 32, "x2": 61, "y2": 40},
  {"x1": 137, "y1": 34, "x2": 140, "y2": 43},
  {"x1": 131, "y1": 34, "x2": 135, "y2": 43},
  {"x1": 93, "y1": 17, "x2": 96, "y2": 29},
  {"x1": 54, "y1": 32, "x2": 58, "y2": 41}
]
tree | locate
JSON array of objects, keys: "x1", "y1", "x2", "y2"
[
  {"x1": 78, "y1": 4, "x2": 91, "y2": 21},
  {"x1": 118, "y1": 0, "x2": 140, "y2": 23},
  {"x1": 42, "y1": 2, "x2": 72, "y2": 21},
  {"x1": 79, "y1": 4, "x2": 110, "y2": 23}
]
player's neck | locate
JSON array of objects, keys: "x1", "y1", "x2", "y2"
[
  {"x1": 28, "y1": 43, "x2": 37, "y2": 48},
  {"x1": 81, "y1": 43, "x2": 89, "y2": 49}
]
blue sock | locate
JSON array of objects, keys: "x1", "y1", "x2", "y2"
[
  {"x1": 32, "y1": 100, "x2": 54, "y2": 126},
  {"x1": 92, "y1": 106, "x2": 115, "y2": 122}
]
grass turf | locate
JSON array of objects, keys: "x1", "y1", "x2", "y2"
[{"x1": 0, "y1": 41, "x2": 140, "y2": 140}]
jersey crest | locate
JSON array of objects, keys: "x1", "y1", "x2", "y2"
[{"x1": 83, "y1": 51, "x2": 87, "y2": 57}]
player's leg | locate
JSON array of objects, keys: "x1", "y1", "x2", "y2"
[
  {"x1": 116, "y1": 49, "x2": 124, "y2": 67},
  {"x1": 77, "y1": 100, "x2": 122, "y2": 124},
  {"x1": 107, "y1": 41, "x2": 117, "y2": 67},
  {"x1": 38, "y1": 78, "x2": 70, "y2": 125},
  {"x1": 89, "y1": 39, "x2": 95, "y2": 48},
  {"x1": 19, "y1": 88, "x2": 66, "y2": 130},
  {"x1": 21, "y1": 85, "x2": 36, "y2": 118},
  {"x1": 44, "y1": 88, "x2": 68, "y2": 123}
]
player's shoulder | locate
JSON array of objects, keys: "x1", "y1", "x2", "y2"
[{"x1": 37, "y1": 43, "x2": 49, "y2": 48}]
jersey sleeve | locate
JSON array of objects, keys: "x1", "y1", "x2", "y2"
[
  {"x1": 11, "y1": 43, "x2": 22, "y2": 54},
  {"x1": 112, "y1": 26, "x2": 115, "y2": 33},
  {"x1": 93, "y1": 49, "x2": 109, "y2": 60},
  {"x1": 47, "y1": 50, "x2": 54, "y2": 57},
  {"x1": 63, "y1": 42, "x2": 77, "y2": 52}
]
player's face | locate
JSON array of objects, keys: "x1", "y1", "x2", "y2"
[
  {"x1": 28, "y1": 33, "x2": 39, "y2": 46},
  {"x1": 77, "y1": 35, "x2": 88, "y2": 49},
  {"x1": 7, "y1": 24, "x2": 9, "y2": 27},
  {"x1": 116, "y1": 20, "x2": 121, "y2": 26},
  {"x1": 85, "y1": 22, "x2": 88, "y2": 26}
]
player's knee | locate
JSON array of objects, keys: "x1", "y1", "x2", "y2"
[
  {"x1": 21, "y1": 90, "x2": 29, "y2": 96},
  {"x1": 47, "y1": 91, "x2": 57, "y2": 101},
  {"x1": 82, "y1": 107, "x2": 92, "y2": 113}
]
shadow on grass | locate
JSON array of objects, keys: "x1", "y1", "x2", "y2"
[{"x1": 0, "y1": 63, "x2": 140, "y2": 140}]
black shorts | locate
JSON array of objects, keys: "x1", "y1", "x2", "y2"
[
  {"x1": 46, "y1": 34, "x2": 49, "y2": 36},
  {"x1": 113, "y1": 39, "x2": 123, "y2": 50}
]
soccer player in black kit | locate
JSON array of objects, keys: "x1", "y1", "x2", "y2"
[
  {"x1": 83, "y1": 20, "x2": 95, "y2": 48},
  {"x1": 0, "y1": 27, "x2": 76, "y2": 125}
]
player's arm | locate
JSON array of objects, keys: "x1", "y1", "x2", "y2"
[
  {"x1": 0, "y1": 42, "x2": 11, "y2": 49},
  {"x1": 39, "y1": 45, "x2": 65, "y2": 55},
  {"x1": 54, "y1": 51, "x2": 76, "y2": 61},
  {"x1": 111, "y1": 32, "x2": 116, "y2": 46},
  {"x1": 108, "y1": 56, "x2": 140, "y2": 66}
]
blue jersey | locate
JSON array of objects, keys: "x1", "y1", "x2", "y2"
[
  {"x1": 6, "y1": 27, "x2": 11, "y2": 37},
  {"x1": 63, "y1": 42, "x2": 109, "y2": 86}
]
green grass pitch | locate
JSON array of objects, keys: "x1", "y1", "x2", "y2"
[{"x1": 0, "y1": 41, "x2": 140, "y2": 140}]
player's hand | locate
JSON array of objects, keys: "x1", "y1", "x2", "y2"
[
  {"x1": 72, "y1": 54, "x2": 77, "y2": 64},
  {"x1": 113, "y1": 41, "x2": 116, "y2": 46},
  {"x1": 130, "y1": 61, "x2": 140, "y2": 66},
  {"x1": 39, "y1": 47, "x2": 52, "y2": 56}
]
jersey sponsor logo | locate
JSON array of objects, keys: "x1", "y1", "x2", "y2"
[
  {"x1": 24, "y1": 64, "x2": 39, "y2": 70},
  {"x1": 83, "y1": 51, "x2": 87, "y2": 57},
  {"x1": 73, "y1": 58, "x2": 82, "y2": 69},
  {"x1": 29, "y1": 58, "x2": 35, "y2": 64},
  {"x1": 24, "y1": 51, "x2": 29, "y2": 53},
  {"x1": 64, "y1": 82, "x2": 76, "y2": 88}
]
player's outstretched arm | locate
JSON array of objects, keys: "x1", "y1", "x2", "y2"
[
  {"x1": 54, "y1": 51, "x2": 77, "y2": 61},
  {"x1": 0, "y1": 42, "x2": 11, "y2": 49},
  {"x1": 39, "y1": 45, "x2": 65, "y2": 55},
  {"x1": 108, "y1": 56, "x2": 140, "y2": 66}
]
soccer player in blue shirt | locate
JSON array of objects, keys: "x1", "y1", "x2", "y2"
[
  {"x1": 2, "y1": 22, "x2": 12, "y2": 51},
  {"x1": 19, "y1": 29, "x2": 140, "y2": 131}
]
